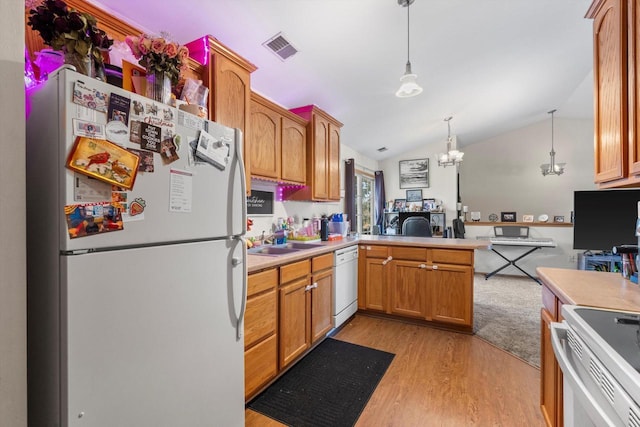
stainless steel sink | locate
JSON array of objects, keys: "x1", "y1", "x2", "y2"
[
  {"x1": 282, "y1": 242, "x2": 324, "y2": 250},
  {"x1": 247, "y1": 242, "x2": 324, "y2": 256},
  {"x1": 247, "y1": 246, "x2": 301, "y2": 256}
]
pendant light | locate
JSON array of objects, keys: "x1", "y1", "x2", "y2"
[
  {"x1": 395, "y1": 0, "x2": 423, "y2": 98},
  {"x1": 438, "y1": 116, "x2": 464, "y2": 167},
  {"x1": 540, "y1": 109, "x2": 566, "y2": 176}
]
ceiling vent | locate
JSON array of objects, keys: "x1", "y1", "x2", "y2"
[
  {"x1": 262, "y1": 33, "x2": 298, "y2": 61},
  {"x1": 377, "y1": 147, "x2": 388, "y2": 152}
]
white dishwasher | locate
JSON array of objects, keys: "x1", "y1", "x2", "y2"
[{"x1": 333, "y1": 245, "x2": 358, "y2": 328}]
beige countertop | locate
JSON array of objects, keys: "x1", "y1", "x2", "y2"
[
  {"x1": 358, "y1": 235, "x2": 491, "y2": 250},
  {"x1": 537, "y1": 267, "x2": 640, "y2": 313},
  {"x1": 247, "y1": 236, "x2": 492, "y2": 273},
  {"x1": 247, "y1": 238, "x2": 358, "y2": 273}
]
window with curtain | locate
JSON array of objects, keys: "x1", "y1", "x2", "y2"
[{"x1": 355, "y1": 171, "x2": 375, "y2": 234}]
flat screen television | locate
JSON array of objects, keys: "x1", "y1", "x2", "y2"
[{"x1": 573, "y1": 190, "x2": 640, "y2": 252}]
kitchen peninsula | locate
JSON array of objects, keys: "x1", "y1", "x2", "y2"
[{"x1": 245, "y1": 236, "x2": 490, "y2": 400}]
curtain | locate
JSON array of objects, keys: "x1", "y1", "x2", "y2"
[
  {"x1": 374, "y1": 170, "x2": 386, "y2": 233},
  {"x1": 344, "y1": 159, "x2": 356, "y2": 232}
]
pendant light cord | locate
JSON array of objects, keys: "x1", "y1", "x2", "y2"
[
  {"x1": 406, "y1": 1, "x2": 411, "y2": 65},
  {"x1": 549, "y1": 109, "x2": 556, "y2": 153}
]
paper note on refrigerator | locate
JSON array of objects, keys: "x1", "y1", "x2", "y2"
[{"x1": 169, "y1": 168, "x2": 193, "y2": 213}]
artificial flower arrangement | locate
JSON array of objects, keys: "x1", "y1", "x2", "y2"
[
  {"x1": 125, "y1": 34, "x2": 189, "y2": 85},
  {"x1": 27, "y1": 0, "x2": 113, "y2": 72}
]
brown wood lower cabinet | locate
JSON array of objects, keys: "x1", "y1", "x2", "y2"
[
  {"x1": 539, "y1": 281, "x2": 565, "y2": 427},
  {"x1": 279, "y1": 254, "x2": 334, "y2": 369},
  {"x1": 429, "y1": 264, "x2": 473, "y2": 326},
  {"x1": 360, "y1": 245, "x2": 391, "y2": 312},
  {"x1": 310, "y1": 254, "x2": 334, "y2": 342},
  {"x1": 358, "y1": 244, "x2": 475, "y2": 331},
  {"x1": 244, "y1": 268, "x2": 278, "y2": 400},
  {"x1": 279, "y1": 268, "x2": 311, "y2": 368},
  {"x1": 244, "y1": 250, "x2": 338, "y2": 401},
  {"x1": 390, "y1": 259, "x2": 428, "y2": 319}
]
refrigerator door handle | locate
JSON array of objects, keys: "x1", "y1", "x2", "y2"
[
  {"x1": 234, "y1": 236, "x2": 248, "y2": 340},
  {"x1": 235, "y1": 131, "x2": 248, "y2": 236}
]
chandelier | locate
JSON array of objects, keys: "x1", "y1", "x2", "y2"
[
  {"x1": 540, "y1": 109, "x2": 566, "y2": 176},
  {"x1": 395, "y1": 0, "x2": 423, "y2": 98},
  {"x1": 438, "y1": 116, "x2": 464, "y2": 167}
]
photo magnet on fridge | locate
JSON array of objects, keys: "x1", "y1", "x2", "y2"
[
  {"x1": 128, "y1": 148, "x2": 154, "y2": 172},
  {"x1": 107, "y1": 92, "x2": 131, "y2": 125},
  {"x1": 140, "y1": 122, "x2": 162, "y2": 152},
  {"x1": 160, "y1": 137, "x2": 179, "y2": 165},
  {"x1": 66, "y1": 136, "x2": 140, "y2": 190},
  {"x1": 72, "y1": 80, "x2": 108, "y2": 113},
  {"x1": 129, "y1": 120, "x2": 141, "y2": 144},
  {"x1": 64, "y1": 202, "x2": 124, "y2": 238},
  {"x1": 72, "y1": 119, "x2": 106, "y2": 139}
]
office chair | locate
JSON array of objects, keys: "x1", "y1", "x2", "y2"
[{"x1": 402, "y1": 216, "x2": 432, "y2": 237}]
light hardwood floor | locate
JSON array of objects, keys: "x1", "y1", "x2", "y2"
[{"x1": 246, "y1": 314, "x2": 545, "y2": 426}]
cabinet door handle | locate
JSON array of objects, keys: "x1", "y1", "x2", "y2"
[
  {"x1": 311, "y1": 282, "x2": 318, "y2": 289},
  {"x1": 419, "y1": 264, "x2": 427, "y2": 269},
  {"x1": 382, "y1": 256, "x2": 393, "y2": 266},
  {"x1": 304, "y1": 285, "x2": 311, "y2": 292}
]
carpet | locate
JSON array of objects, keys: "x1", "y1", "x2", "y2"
[
  {"x1": 473, "y1": 273, "x2": 541, "y2": 367},
  {"x1": 247, "y1": 338, "x2": 395, "y2": 427}
]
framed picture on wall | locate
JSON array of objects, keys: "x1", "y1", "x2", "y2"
[
  {"x1": 501, "y1": 211, "x2": 517, "y2": 222},
  {"x1": 406, "y1": 189, "x2": 423, "y2": 202},
  {"x1": 423, "y1": 198, "x2": 436, "y2": 211},
  {"x1": 394, "y1": 199, "x2": 406, "y2": 212},
  {"x1": 553, "y1": 215, "x2": 565, "y2": 223},
  {"x1": 399, "y1": 159, "x2": 429, "y2": 188}
]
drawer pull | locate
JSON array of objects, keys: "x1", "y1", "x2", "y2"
[{"x1": 432, "y1": 265, "x2": 439, "y2": 270}]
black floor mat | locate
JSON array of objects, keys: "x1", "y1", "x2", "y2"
[{"x1": 247, "y1": 338, "x2": 395, "y2": 427}]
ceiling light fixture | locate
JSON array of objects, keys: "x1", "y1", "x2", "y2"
[
  {"x1": 395, "y1": 0, "x2": 423, "y2": 98},
  {"x1": 438, "y1": 116, "x2": 464, "y2": 167},
  {"x1": 540, "y1": 109, "x2": 566, "y2": 176}
]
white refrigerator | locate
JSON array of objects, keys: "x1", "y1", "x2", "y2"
[{"x1": 26, "y1": 67, "x2": 247, "y2": 426}]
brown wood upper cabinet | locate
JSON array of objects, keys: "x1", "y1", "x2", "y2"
[
  {"x1": 588, "y1": 0, "x2": 640, "y2": 187},
  {"x1": 285, "y1": 105, "x2": 343, "y2": 201},
  {"x1": 185, "y1": 36, "x2": 257, "y2": 194},
  {"x1": 248, "y1": 92, "x2": 307, "y2": 184}
]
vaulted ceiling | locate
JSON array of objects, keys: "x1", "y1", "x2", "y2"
[{"x1": 93, "y1": 0, "x2": 595, "y2": 160}]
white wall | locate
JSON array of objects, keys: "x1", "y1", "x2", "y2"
[
  {"x1": 379, "y1": 141, "x2": 458, "y2": 229},
  {"x1": 460, "y1": 117, "x2": 596, "y2": 221},
  {"x1": 341, "y1": 143, "x2": 379, "y2": 175},
  {"x1": 0, "y1": 1, "x2": 27, "y2": 425},
  {"x1": 247, "y1": 142, "x2": 378, "y2": 239},
  {"x1": 457, "y1": 117, "x2": 596, "y2": 277}
]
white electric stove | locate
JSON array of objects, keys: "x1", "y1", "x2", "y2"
[{"x1": 551, "y1": 305, "x2": 640, "y2": 427}]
